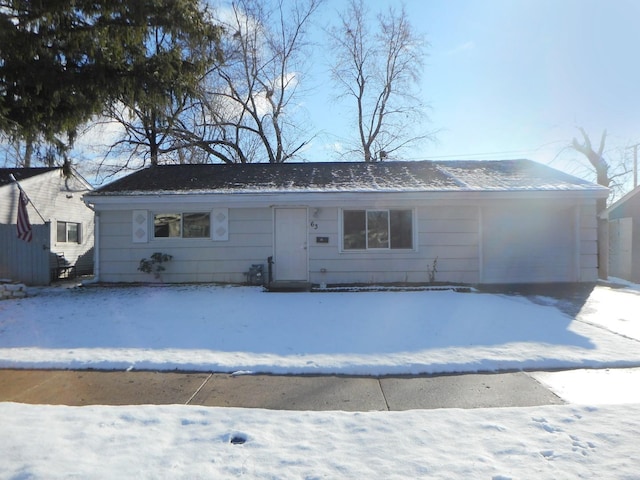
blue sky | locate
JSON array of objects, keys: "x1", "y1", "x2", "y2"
[
  {"x1": 73, "y1": 0, "x2": 639, "y2": 190},
  {"x1": 304, "y1": 0, "x2": 640, "y2": 184}
]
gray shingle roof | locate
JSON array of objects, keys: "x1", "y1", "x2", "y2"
[
  {"x1": 0, "y1": 167, "x2": 59, "y2": 188},
  {"x1": 90, "y1": 159, "x2": 606, "y2": 196}
]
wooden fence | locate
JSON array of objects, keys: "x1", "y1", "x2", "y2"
[{"x1": 0, "y1": 223, "x2": 51, "y2": 285}]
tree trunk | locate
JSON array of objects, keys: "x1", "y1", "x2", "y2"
[
  {"x1": 572, "y1": 128, "x2": 610, "y2": 280},
  {"x1": 150, "y1": 143, "x2": 159, "y2": 166},
  {"x1": 23, "y1": 140, "x2": 33, "y2": 167}
]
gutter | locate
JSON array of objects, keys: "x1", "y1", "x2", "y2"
[{"x1": 83, "y1": 188, "x2": 610, "y2": 210}]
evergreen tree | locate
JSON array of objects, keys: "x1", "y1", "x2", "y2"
[{"x1": 0, "y1": 0, "x2": 221, "y2": 164}]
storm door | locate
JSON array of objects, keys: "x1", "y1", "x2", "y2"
[{"x1": 274, "y1": 208, "x2": 308, "y2": 281}]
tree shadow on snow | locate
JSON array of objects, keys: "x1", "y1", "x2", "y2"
[{"x1": 478, "y1": 282, "x2": 597, "y2": 318}]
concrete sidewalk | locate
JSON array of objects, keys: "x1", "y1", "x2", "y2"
[{"x1": 0, "y1": 369, "x2": 563, "y2": 411}]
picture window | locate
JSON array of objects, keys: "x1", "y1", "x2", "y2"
[
  {"x1": 343, "y1": 209, "x2": 413, "y2": 250},
  {"x1": 153, "y1": 213, "x2": 210, "y2": 238}
]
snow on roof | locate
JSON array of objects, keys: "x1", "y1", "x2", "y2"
[{"x1": 89, "y1": 159, "x2": 607, "y2": 196}]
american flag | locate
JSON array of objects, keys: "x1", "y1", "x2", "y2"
[{"x1": 16, "y1": 190, "x2": 32, "y2": 242}]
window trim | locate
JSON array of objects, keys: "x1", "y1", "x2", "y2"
[
  {"x1": 340, "y1": 208, "x2": 416, "y2": 252},
  {"x1": 56, "y1": 220, "x2": 81, "y2": 244}
]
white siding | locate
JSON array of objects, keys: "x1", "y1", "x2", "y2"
[
  {"x1": 94, "y1": 196, "x2": 601, "y2": 285},
  {"x1": 98, "y1": 207, "x2": 273, "y2": 283},
  {"x1": 50, "y1": 174, "x2": 95, "y2": 274},
  {"x1": 480, "y1": 202, "x2": 577, "y2": 283},
  {"x1": 0, "y1": 170, "x2": 94, "y2": 275},
  {"x1": 308, "y1": 205, "x2": 480, "y2": 285},
  {"x1": 609, "y1": 217, "x2": 633, "y2": 280},
  {"x1": 579, "y1": 202, "x2": 599, "y2": 282}
]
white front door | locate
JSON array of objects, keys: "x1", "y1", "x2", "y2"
[{"x1": 274, "y1": 208, "x2": 308, "y2": 281}]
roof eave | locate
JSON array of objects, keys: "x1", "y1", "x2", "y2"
[
  {"x1": 84, "y1": 188, "x2": 608, "y2": 209},
  {"x1": 602, "y1": 184, "x2": 640, "y2": 217}
]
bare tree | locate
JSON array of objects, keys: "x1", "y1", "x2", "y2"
[
  {"x1": 198, "y1": 0, "x2": 323, "y2": 164},
  {"x1": 103, "y1": 92, "x2": 194, "y2": 170},
  {"x1": 81, "y1": 1, "x2": 223, "y2": 173},
  {"x1": 328, "y1": 0, "x2": 430, "y2": 162},
  {"x1": 571, "y1": 128, "x2": 633, "y2": 208},
  {"x1": 89, "y1": 0, "x2": 322, "y2": 177},
  {"x1": 1, "y1": 135, "x2": 31, "y2": 167},
  {"x1": 571, "y1": 127, "x2": 635, "y2": 279}
]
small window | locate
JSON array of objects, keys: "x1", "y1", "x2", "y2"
[
  {"x1": 343, "y1": 209, "x2": 413, "y2": 250},
  {"x1": 153, "y1": 213, "x2": 210, "y2": 239},
  {"x1": 154, "y1": 213, "x2": 181, "y2": 238},
  {"x1": 183, "y1": 212, "x2": 210, "y2": 238},
  {"x1": 57, "y1": 221, "x2": 81, "y2": 243}
]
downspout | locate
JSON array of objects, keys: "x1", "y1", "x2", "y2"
[
  {"x1": 574, "y1": 204, "x2": 581, "y2": 282},
  {"x1": 82, "y1": 200, "x2": 100, "y2": 284},
  {"x1": 94, "y1": 211, "x2": 100, "y2": 281},
  {"x1": 597, "y1": 200, "x2": 610, "y2": 282},
  {"x1": 477, "y1": 205, "x2": 483, "y2": 285}
]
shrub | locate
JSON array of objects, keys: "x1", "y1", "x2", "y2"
[{"x1": 138, "y1": 252, "x2": 173, "y2": 280}]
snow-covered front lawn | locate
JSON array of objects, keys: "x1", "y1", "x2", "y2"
[
  {"x1": 1, "y1": 283, "x2": 639, "y2": 374},
  {"x1": 1, "y1": 282, "x2": 639, "y2": 479}
]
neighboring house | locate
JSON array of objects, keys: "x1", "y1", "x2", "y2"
[
  {"x1": 0, "y1": 167, "x2": 94, "y2": 285},
  {"x1": 84, "y1": 159, "x2": 607, "y2": 287},
  {"x1": 604, "y1": 185, "x2": 640, "y2": 283}
]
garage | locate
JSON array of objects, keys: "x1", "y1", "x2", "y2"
[{"x1": 481, "y1": 203, "x2": 576, "y2": 283}]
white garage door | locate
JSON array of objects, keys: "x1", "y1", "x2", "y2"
[{"x1": 482, "y1": 205, "x2": 576, "y2": 283}]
